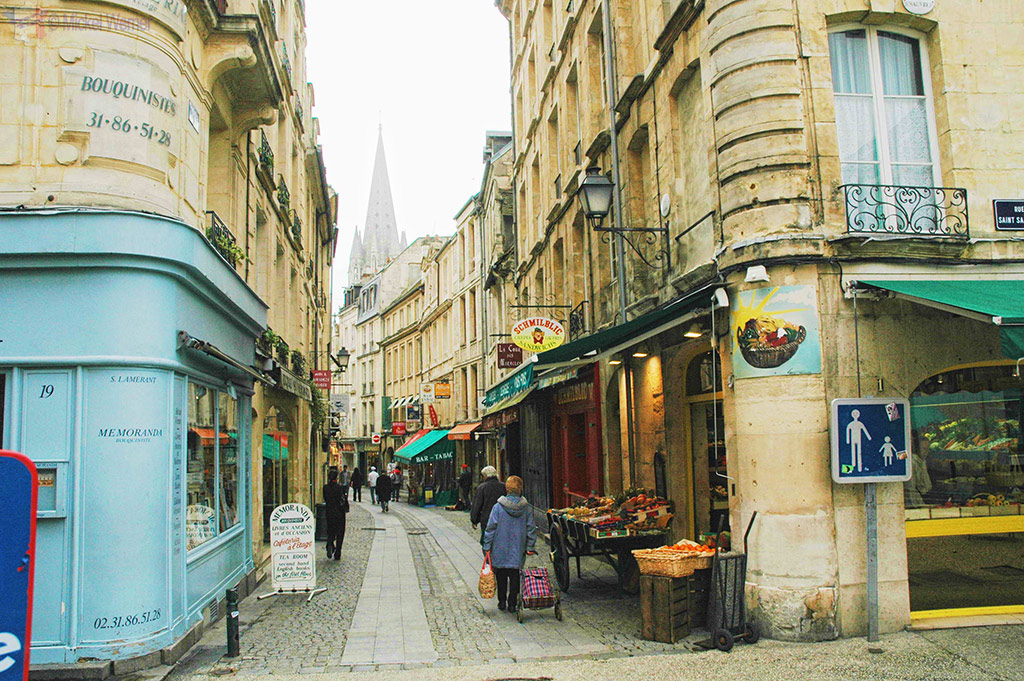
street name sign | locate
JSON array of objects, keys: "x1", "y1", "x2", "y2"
[
  {"x1": 0, "y1": 451, "x2": 38, "y2": 681},
  {"x1": 830, "y1": 398, "x2": 912, "y2": 484}
]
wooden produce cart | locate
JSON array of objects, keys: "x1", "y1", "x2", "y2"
[{"x1": 546, "y1": 511, "x2": 667, "y2": 595}]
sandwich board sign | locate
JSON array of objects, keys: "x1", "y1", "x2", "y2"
[
  {"x1": 259, "y1": 503, "x2": 325, "y2": 601},
  {"x1": 0, "y1": 451, "x2": 38, "y2": 681},
  {"x1": 830, "y1": 398, "x2": 912, "y2": 484}
]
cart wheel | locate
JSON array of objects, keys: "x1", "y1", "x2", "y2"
[
  {"x1": 550, "y1": 523, "x2": 571, "y2": 593},
  {"x1": 616, "y1": 552, "x2": 641, "y2": 595},
  {"x1": 743, "y1": 623, "x2": 760, "y2": 644},
  {"x1": 554, "y1": 601, "x2": 563, "y2": 621},
  {"x1": 713, "y1": 628, "x2": 734, "y2": 652},
  {"x1": 516, "y1": 602, "x2": 523, "y2": 623}
]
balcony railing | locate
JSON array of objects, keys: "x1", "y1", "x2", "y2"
[
  {"x1": 840, "y1": 184, "x2": 969, "y2": 237},
  {"x1": 277, "y1": 175, "x2": 290, "y2": 212},
  {"x1": 205, "y1": 211, "x2": 243, "y2": 267},
  {"x1": 258, "y1": 130, "x2": 274, "y2": 175},
  {"x1": 569, "y1": 300, "x2": 588, "y2": 341},
  {"x1": 281, "y1": 44, "x2": 292, "y2": 83},
  {"x1": 291, "y1": 210, "x2": 302, "y2": 242}
]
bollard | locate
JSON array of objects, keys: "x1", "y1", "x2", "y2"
[{"x1": 225, "y1": 588, "x2": 240, "y2": 658}]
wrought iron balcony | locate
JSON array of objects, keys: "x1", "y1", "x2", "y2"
[
  {"x1": 569, "y1": 300, "x2": 588, "y2": 341},
  {"x1": 281, "y1": 44, "x2": 292, "y2": 83},
  {"x1": 291, "y1": 210, "x2": 302, "y2": 242},
  {"x1": 258, "y1": 130, "x2": 274, "y2": 175},
  {"x1": 840, "y1": 184, "x2": 969, "y2": 237},
  {"x1": 205, "y1": 211, "x2": 243, "y2": 266},
  {"x1": 277, "y1": 175, "x2": 290, "y2": 212}
]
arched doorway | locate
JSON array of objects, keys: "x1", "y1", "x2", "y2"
[{"x1": 906, "y1": 362, "x2": 1024, "y2": 618}]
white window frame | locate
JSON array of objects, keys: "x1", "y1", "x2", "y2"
[{"x1": 828, "y1": 24, "x2": 943, "y2": 189}]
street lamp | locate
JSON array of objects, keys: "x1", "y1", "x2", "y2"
[
  {"x1": 577, "y1": 167, "x2": 615, "y2": 229},
  {"x1": 333, "y1": 346, "x2": 351, "y2": 372}
]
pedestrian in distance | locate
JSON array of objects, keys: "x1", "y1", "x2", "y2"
[
  {"x1": 391, "y1": 467, "x2": 403, "y2": 502},
  {"x1": 323, "y1": 469, "x2": 350, "y2": 560},
  {"x1": 340, "y1": 465, "x2": 350, "y2": 488},
  {"x1": 350, "y1": 467, "x2": 364, "y2": 502},
  {"x1": 458, "y1": 464, "x2": 473, "y2": 510},
  {"x1": 375, "y1": 469, "x2": 393, "y2": 513},
  {"x1": 471, "y1": 466, "x2": 505, "y2": 545},
  {"x1": 482, "y1": 475, "x2": 537, "y2": 613},
  {"x1": 367, "y1": 466, "x2": 379, "y2": 504}
]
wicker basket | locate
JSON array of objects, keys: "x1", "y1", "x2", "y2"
[
  {"x1": 632, "y1": 549, "x2": 713, "y2": 578},
  {"x1": 738, "y1": 326, "x2": 806, "y2": 369}
]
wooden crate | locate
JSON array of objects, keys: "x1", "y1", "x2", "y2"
[{"x1": 640, "y1": 569, "x2": 711, "y2": 643}]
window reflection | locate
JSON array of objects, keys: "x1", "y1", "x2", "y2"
[
  {"x1": 220, "y1": 391, "x2": 239, "y2": 532},
  {"x1": 187, "y1": 384, "x2": 217, "y2": 550}
]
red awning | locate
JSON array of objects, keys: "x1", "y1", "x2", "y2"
[
  {"x1": 190, "y1": 428, "x2": 230, "y2": 446},
  {"x1": 447, "y1": 422, "x2": 481, "y2": 440},
  {"x1": 395, "y1": 429, "x2": 430, "y2": 454}
]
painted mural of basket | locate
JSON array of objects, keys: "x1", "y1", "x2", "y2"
[
  {"x1": 738, "y1": 326, "x2": 806, "y2": 369},
  {"x1": 632, "y1": 549, "x2": 713, "y2": 578}
]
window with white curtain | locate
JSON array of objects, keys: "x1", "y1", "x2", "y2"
[{"x1": 829, "y1": 28, "x2": 938, "y2": 188}]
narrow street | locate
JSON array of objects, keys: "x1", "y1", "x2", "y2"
[{"x1": 165, "y1": 500, "x2": 1024, "y2": 680}]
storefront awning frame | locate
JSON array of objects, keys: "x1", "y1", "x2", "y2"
[
  {"x1": 534, "y1": 284, "x2": 725, "y2": 371},
  {"x1": 447, "y1": 422, "x2": 481, "y2": 440},
  {"x1": 851, "y1": 279, "x2": 1024, "y2": 358},
  {"x1": 392, "y1": 429, "x2": 454, "y2": 464}
]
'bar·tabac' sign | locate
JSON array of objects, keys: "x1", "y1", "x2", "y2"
[{"x1": 994, "y1": 200, "x2": 1024, "y2": 231}]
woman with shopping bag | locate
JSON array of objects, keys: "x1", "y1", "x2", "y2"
[{"x1": 481, "y1": 475, "x2": 536, "y2": 612}]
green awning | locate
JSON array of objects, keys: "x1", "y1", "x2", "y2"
[
  {"x1": 859, "y1": 279, "x2": 1024, "y2": 357},
  {"x1": 535, "y1": 285, "x2": 717, "y2": 366},
  {"x1": 481, "y1": 386, "x2": 536, "y2": 418},
  {"x1": 393, "y1": 429, "x2": 453, "y2": 464}
]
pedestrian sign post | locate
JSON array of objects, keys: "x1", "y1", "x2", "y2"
[
  {"x1": 830, "y1": 398, "x2": 912, "y2": 484},
  {"x1": 0, "y1": 451, "x2": 38, "y2": 681}
]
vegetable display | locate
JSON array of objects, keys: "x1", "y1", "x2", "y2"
[{"x1": 549, "y1": 490, "x2": 672, "y2": 535}]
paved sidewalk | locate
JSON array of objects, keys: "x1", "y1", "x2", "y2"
[{"x1": 340, "y1": 502, "x2": 436, "y2": 666}]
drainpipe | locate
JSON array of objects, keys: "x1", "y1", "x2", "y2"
[{"x1": 601, "y1": 0, "x2": 636, "y2": 485}]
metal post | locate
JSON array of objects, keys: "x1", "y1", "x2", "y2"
[
  {"x1": 865, "y1": 482, "x2": 879, "y2": 642},
  {"x1": 600, "y1": 0, "x2": 628, "y2": 324},
  {"x1": 226, "y1": 588, "x2": 240, "y2": 657}
]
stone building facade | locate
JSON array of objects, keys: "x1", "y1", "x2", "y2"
[
  {"x1": 0, "y1": 0, "x2": 336, "y2": 668},
  {"x1": 495, "y1": 0, "x2": 1024, "y2": 641}
]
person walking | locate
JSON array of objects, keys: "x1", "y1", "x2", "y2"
[
  {"x1": 471, "y1": 466, "x2": 505, "y2": 544},
  {"x1": 340, "y1": 465, "x2": 350, "y2": 488},
  {"x1": 323, "y1": 469, "x2": 349, "y2": 560},
  {"x1": 375, "y1": 468, "x2": 393, "y2": 513},
  {"x1": 458, "y1": 464, "x2": 473, "y2": 510},
  {"x1": 350, "y1": 467, "x2": 364, "y2": 502},
  {"x1": 391, "y1": 467, "x2": 403, "y2": 502},
  {"x1": 482, "y1": 476, "x2": 537, "y2": 612},
  {"x1": 367, "y1": 466, "x2": 379, "y2": 504}
]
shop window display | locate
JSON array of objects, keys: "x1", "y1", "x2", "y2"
[
  {"x1": 263, "y1": 406, "x2": 291, "y2": 540},
  {"x1": 219, "y1": 391, "x2": 239, "y2": 532},
  {"x1": 686, "y1": 351, "x2": 728, "y2": 537},
  {"x1": 187, "y1": 384, "x2": 217, "y2": 550},
  {"x1": 908, "y1": 365, "x2": 1024, "y2": 517},
  {"x1": 906, "y1": 364, "x2": 1024, "y2": 614}
]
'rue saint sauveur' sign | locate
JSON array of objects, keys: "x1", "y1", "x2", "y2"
[{"x1": 511, "y1": 317, "x2": 565, "y2": 353}]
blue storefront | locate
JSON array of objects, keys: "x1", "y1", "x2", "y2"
[{"x1": 0, "y1": 209, "x2": 267, "y2": 664}]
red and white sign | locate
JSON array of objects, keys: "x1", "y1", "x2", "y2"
[
  {"x1": 428, "y1": 404, "x2": 440, "y2": 428},
  {"x1": 371, "y1": 433, "x2": 381, "y2": 445},
  {"x1": 311, "y1": 370, "x2": 332, "y2": 391},
  {"x1": 392, "y1": 422, "x2": 407, "y2": 436}
]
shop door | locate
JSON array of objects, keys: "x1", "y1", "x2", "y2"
[
  {"x1": 22, "y1": 371, "x2": 74, "y2": 653},
  {"x1": 566, "y1": 412, "x2": 590, "y2": 496},
  {"x1": 505, "y1": 421, "x2": 522, "y2": 477}
]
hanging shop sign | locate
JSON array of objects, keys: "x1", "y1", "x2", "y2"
[
  {"x1": 428, "y1": 404, "x2": 440, "y2": 428},
  {"x1": 0, "y1": 451, "x2": 37, "y2": 681},
  {"x1": 268, "y1": 503, "x2": 317, "y2": 592},
  {"x1": 497, "y1": 343, "x2": 524, "y2": 369},
  {"x1": 993, "y1": 200, "x2": 1024, "y2": 230},
  {"x1": 830, "y1": 398, "x2": 912, "y2": 484},
  {"x1": 381, "y1": 396, "x2": 392, "y2": 431},
  {"x1": 311, "y1": 370, "x2": 332, "y2": 391},
  {"x1": 511, "y1": 317, "x2": 565, "y2": 353},
  {"x1": 731, "y1": 285, "x2": 821, "y2": 380},
  {"x1": 407, "y1": 404, "x2": 422, "y2": 421},
  {"x1": 420, "y1": 382, "x2": 435, "y2": 402},
  {"x1": 902, "y1": 0, "x2": 934, "y2": 15},
  {"x1": 406, "y1": 419, "x2": 422, "y2": 432},
  {"x1": 392, "y1": 422, "x2": 407, "y2": 436},
  {"x1": 434, "y1": 382, "x2": 451, "y2": 399}
]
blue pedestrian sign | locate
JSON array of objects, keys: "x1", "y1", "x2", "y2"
[
  {"x1": 830, "y1": 398, "x2": 912, "y2": 484},
  {"x1": 0, "y1": 451, "x2": 37, "y2": 681}
]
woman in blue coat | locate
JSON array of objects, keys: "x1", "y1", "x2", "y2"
[{"x1": 482, "y1": 475, "x2": 537, "y2": 612}]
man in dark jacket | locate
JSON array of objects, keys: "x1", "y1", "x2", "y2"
[
  {"x1": 470, "y1": 466, "x2": 506, "y2": 544},
  {"x1": 323, "y1": 469, "x2": 349, "y2": 560},
  {"x1": 457, "y1": 464, "x2": 473, "y2": 510},
  {"x1": 375, "y1": 470, "x2": 393, "y2": 513}
]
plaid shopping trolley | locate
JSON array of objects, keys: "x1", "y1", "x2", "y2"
[{"x1": 516, "y1": 567, "x2": 562, "y2": 622}]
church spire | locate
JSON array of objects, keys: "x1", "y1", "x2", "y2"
[{"x1": 347, "y1": 126, "x2": 404, "y2": 284}]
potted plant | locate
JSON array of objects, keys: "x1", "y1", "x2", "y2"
[
  {"x1": 276, "y1": 337, "x2": 290, "y2": 364},
  {"x1": 291, "y1": 349, "x2": 306, "y2": 374}
]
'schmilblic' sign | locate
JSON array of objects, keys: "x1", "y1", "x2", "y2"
[{"x1": 511, "y1": 317, "x2": 565, "y2": 353}]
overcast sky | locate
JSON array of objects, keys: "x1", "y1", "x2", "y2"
[{"x1": 305, "y1": 2, "x2": 512, "y2": 299}]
